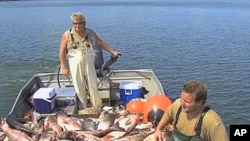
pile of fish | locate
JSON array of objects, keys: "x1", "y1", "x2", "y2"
[{"x1": 0, "y1": 107, "x2": 161, "y2": 141}]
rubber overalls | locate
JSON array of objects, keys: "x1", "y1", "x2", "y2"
[{"x1": 66, "y1": 28, "x2": 102, "y2": 109}]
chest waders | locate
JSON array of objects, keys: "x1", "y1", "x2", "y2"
[
  {"x1": 169, "y1": 106, "x2": 210, "y2": 141},
  {"x1": 69, "y1": 29, "x2": 90, "y2": 50},
  {"x1": 67, "y1": 29, "x2": 102, "y2": 109}
]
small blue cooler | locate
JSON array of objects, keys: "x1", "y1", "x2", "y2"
[
  {"x1": 54, "y1": 87, "x2": 77, "y2": 107},
  {"x1": 119, "y1": 80, "x2": 142, "y2": 106},
  {"x1": 33, "y1": 88, "x2": 57, "y2": 114}
]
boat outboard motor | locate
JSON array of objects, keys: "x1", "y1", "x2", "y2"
[
  {"x1": 96, "y1": 55, "x2": 120, "y2": 78},
  {"x1": 102, "y1": 55, "x2": 119, "y2": 71}
]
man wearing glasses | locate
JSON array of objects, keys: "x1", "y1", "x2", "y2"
[{"x1": 59, "y1": 12, "x2": 122, "y2": 109}]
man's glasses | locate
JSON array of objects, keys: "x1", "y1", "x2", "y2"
[{"x1": 73, "y1": 21, "x2": 86, "y2": 25}]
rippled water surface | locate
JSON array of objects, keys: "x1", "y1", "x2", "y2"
[{"x1": 1, "y1": 0, "x2": 250, "y2": 133}]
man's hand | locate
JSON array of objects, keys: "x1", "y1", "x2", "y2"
[
  {"x1": 112, "y1": 51, "x2": 122, "y2": 57},
  {"x1": 154, "y1": 129, "x2": 164, "y2": 141},
  {"x1": 61, "y1": 66, "x2": 70, "y2": 76}
]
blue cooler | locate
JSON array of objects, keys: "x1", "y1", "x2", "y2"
[
  {"x1": 33, "y1": 88, "x2": 57, "y2": 114},
  {"x1": 119, "y1": 80, "x2": 142, "y2": 106},
  {"x1": 54, "y1": 87, "x2": 77, "y2": 107}
]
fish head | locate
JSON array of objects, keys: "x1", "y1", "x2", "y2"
[{"x1": 99, "y1": 111, "x2": 110, "y2": 120}]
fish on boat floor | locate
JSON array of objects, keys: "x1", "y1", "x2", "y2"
[{"x1": 1, "y1": 107, "x2": 170, "y2": 141}]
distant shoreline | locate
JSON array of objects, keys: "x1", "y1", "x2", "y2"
[{"x1": 0, "y1": 0, "x2": 19, "y2": 1}]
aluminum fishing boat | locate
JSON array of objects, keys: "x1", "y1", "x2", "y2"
[{"x1": 8, "y1": 68, "x2": 167, "y2": 119}]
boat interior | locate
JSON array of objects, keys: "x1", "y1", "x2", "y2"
[{"x1": 8, "y1": 69, "x2": 166, "y2": 119}]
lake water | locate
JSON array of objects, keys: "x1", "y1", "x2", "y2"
[{"x1": 1, "y1": 0, "x2": 250, "y2": 133}]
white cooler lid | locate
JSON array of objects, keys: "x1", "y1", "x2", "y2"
[
  {"x1": 33, "y1": 88, "x2": 56, "y2": 99},
  {"x1": 119, "y1": 80, "x2": 142, "y2": 89},
  {"x1": 54, "y1": 87, "x2": 76, "y2": 97}
]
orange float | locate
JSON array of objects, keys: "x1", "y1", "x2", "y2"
[
  {"x1": 126, "y1": 99, "x2": 145, "y2": 114},
  {"x1": 143, "y1": 94, "x2": 172, "y2": 123}
]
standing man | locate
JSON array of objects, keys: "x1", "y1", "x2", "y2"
[
  {"x1": 59, "y1": 12, "x2": 122, "y2": 109},
  {"x1": 154, "y1": 80, "x2": 229, "y2": 141}
]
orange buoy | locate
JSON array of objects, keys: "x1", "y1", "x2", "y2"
[
  {"x1": 143, "y1": 94, "x2": 172, "y2": 123},
  {"x1": 126, "y1": 99, "x2": 145, "y2": 114}
]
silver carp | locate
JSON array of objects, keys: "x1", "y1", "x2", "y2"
[
  {"x1": 97, "y1": 111, "x2": 115, "y2": 130},
  {"x1": 114, "y1": 113, "x2": 140, "y2": 137},
  {"x1": 56, "y1": 113, "x2": 83, "y2": 131},
  {"x1": 0, "y1": 118, "x2": 33, "y2": 141},
  {"x1": 116, "y1": 128, "x2": 155, "y2": 141},
  {"x1": 44, "y1": 115, "x2": 63, "y2": 136},
  {"x1": 38, "y1": 130, "x2": 57, "y2": 141},
  {"x1": 82, "y1": 118, "x2": 97, "y2": 131},
  {"x1": 76, "y1": 122, "x2": 124, "y2": 138}
]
